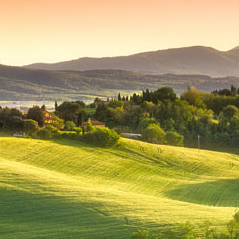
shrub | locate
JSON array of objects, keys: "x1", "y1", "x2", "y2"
[
  {"x1": 83, "y1": 127, "x2": 119, "y2": 147},
  {"x1": 166, "y1": 131, "x2": 184, "y2": 146},
  {"x1": 138, "y1": 117, "x2": 157, "y2": 132},
  {"x1": 74, "y1": 127, "x2": 82, "y2": 134},
  {"x1": 23, "y1": 119, "x2": 38, "y2": 137},
  {"x1": 60, "y1": 131, "x2": 80, "y2": 140},
  {"x1": 64, "y1": 121, "x2": 75, "y2": 131},
  {"x1": 37, "y1": 128, "x2": 52, "y2": 139},
  {"x1": 45, "y1": 124, "x2": 59, "y2": 137},
  {"x1": 53, "y1": 131, "x2": 80, "y2": 140},
  {"x1": 142, "y1": 124, "x2": 166, "y2": 144},
  {"x1": 85, "y1": 122, "x2": 95, "y2": 132},
  {"x1": 45, "y1": 124, "x2": 57, "y2": 133},
  {"x1": 51, "y1": 115, "x2": 64, "y2": 129}
]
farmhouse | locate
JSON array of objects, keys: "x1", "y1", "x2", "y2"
[
  {"x1": 82, "y1": 118, "x2": 105, "y2": 129},
  {"x1": 44, "y1": 110, "x2": 56, "y2": 124}
]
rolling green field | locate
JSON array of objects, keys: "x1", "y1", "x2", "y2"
[{"x1": 1, "y1": 137, "x2": 239, "y2": 239}]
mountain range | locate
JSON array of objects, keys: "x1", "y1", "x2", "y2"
[
  {"x1": 1, "y1": 45, "x2": 239, "y2": 101},
  {"x1": 0, "y1": 63, "x2": 239, "y2": 101},
  {"x1": 25, "y1": 46, "x2": 239, "y2": 77}
]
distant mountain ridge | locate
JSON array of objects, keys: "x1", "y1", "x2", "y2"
[
  {"x1": 1, "y1": 64, "x2": 239, "y2": 101},
  {"x1": 25, "y1": 46, "x2": 239, "y2": 77}
]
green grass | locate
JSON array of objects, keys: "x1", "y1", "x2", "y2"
[{"x1": 0, "y1": 137, "x2": 239, "y2": 239}]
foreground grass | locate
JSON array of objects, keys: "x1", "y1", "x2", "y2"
[{"x1": 0, "y1": 137, "x2": 239, "y2": 239}]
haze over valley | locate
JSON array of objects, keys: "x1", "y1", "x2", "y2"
[{"x1": 25, "y1": 46, "x2": 239, "y2": 77}]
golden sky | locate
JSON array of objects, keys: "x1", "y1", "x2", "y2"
[{"x1": 1, "y1": 0, "x2": 239, "y2": 66}]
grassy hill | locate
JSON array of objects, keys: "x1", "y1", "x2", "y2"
[
  {"x1": 25, "y1": 46, "x2": 239, "y2": 77},
  {"x1": 1, "y1": 64, "x2": 239, "y2": 100},
  {"x1": 1, "y1": 136, "x2": 239, "y2": 239}
]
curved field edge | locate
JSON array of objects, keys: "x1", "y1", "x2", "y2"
[{"x1": 0, "y1": 137, "x2": 239, "y2": 239}]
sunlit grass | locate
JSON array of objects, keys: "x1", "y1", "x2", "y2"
[{"x1": 0, "y1": 137, "x2": 239, "y2": 239}]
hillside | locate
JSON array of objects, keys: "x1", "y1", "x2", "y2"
[
  {"x1": 1, "y1": 64, "x2": 239, "y2": 101},
  {"x1": 1, "y1": 136, "x2": 239, "y2": 239},
  {"x1": 25, "y1": 46, "x2": 239, "y2": 77}
]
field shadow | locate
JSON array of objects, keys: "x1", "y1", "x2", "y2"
[
  {"x1": 0, "y1": 186, "x2": 134, "y2": 239},
  {"x1": 164, "y1": 178, "x2": 239, "y2": 207}
]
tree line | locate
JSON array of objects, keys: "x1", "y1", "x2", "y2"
[
  {"x1": 93, "y1": 86, "x2": 239, "y2": 148},
  {"x1": 1, "y1": 85, "x2": 239, "y2": 148},
  {"x1": 0, "y1": 101, "x2": 119, "y2": 147}
]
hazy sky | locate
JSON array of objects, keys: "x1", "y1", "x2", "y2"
[{"x1": 1, "y1": 0, "x2": 239, "y2": 66}]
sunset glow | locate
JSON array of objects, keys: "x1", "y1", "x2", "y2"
[{"x1": 1, "y1": 0, "x2": 239, "y2": 65}]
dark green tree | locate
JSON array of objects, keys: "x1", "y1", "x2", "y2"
[
  {"x1": 118, "y1": 93, "x2": 122, "y2": 101},
  {"x1": 23, "y1": 119, "x2": 38, "y2": 136},
  {"x1": 0, "y1": 107, "x2": 11, "y2": 128},
  {"x1": 75, "y1": 100, "x2": 86, "y2": 108},
  {"x1": 94, "y1": 103, "x2": 108, "y2": 122},
  {"x1": 55, "y1": 101, "x2": 58, "y2": 111},
  {"x1": 77, "y1": 110, "x2": 84, "y2": 126},
  {"x1": 152, "y1": 87, "x2": 176, "y2": 103},
  {"x1": 145, "y1": 88, "x2": 151, "y2": 101},
  {"x1": 56, "y1": 102, "x2": 82, "y2": 123},
  {"x1": 41, "y1": 104, "x2": 46, "y2": 111},
  {"x1": 3, "y1": 116, "x2": 23, "y2": 133},
  {"x1": 27, "y1": 106, "x2": 45, "y2": 127},
  {"x1": 9, "y1": 108, "x2": 23, "y2": 118}
]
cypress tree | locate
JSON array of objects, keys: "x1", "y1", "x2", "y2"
[
  {"x1": 55, "y1": 101, "x2": 58, "y2": 111},
  {"x1": 118, "y1": 93, "x2": 122, "y2": 101}
]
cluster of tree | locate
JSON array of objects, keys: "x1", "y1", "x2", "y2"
[
  {"x1": 83, "y1": 122, "x2": 119, "y2": 147},
  {"x1": 0, "y1": 105, "x2": 64, "y2": 138},
  {"x1": 0, "y1": 99, "x2": 119, "y2": 147},
  {"x1": 55, "y1": 100, "x2": 87, "y2": 126},
  {"x1": 2, "y1": 85, "x2": 239, "y2": 148},
  {"x1": 117, "y1": 88, "x2": 176, "y2": 105},
  {"x1": 0, "y1": 106, "x2": 45, "y2": 136},
  {"x1": 212, "y1": 85, "x2": 239, "y2": 96},
  {"x1": 36, "y1": 121, "x2": 119, "y2": 147},
  {"x1": 142, "y1": 124, "x2": 184, "y2": 146},
  {"x1": 93, "y1": 86, "x2": 239, "y2": 148}
]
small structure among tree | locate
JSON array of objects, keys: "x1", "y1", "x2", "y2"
[
  {"x1": 44, "y1": 110, "x2": 56, "y2": 124},
  {"x1": 81, "y1": 118, "x2": 105, "y2": 132}
]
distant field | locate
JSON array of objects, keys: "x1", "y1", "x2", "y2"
[
  {"x1": 0, "y1": 89, "x2": 140, "y2": 109},
  {"x1": 0, "y1": 101, "x2": 57, "y2": 110},
  {"x1": 0, "y1": 137, "x2": 239, "y2": 239}
]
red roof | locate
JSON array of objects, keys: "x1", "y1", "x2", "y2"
[{"x1": 82, "y1": 120, "x2": 105, "y2": 126}]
